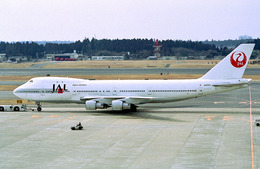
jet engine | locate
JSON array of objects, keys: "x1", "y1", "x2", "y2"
[
  {"x1": 112, "y1": 100, "x2": 136, "y2": 111},
  {"x1": 85, "y1": 100, "x2": 107, "y2": 110}
]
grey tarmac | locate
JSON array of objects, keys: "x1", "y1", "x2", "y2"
[
  {"x1": 1, "y1": 85, "x2": 260, "y2": 169},
  {"x1": 1, "y1": 70, "x2": 260, "y2": 168}
]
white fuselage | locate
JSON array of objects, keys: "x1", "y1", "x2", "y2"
[{"x1": 13, "y1": 77, "x2": 248, "y2": 106}]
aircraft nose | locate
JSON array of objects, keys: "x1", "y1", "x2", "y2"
[{"x1": 13, "y1": 86, "x2": 23, "y2": 98}]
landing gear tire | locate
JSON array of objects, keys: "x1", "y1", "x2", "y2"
[
  {"x1": 0, "y1": 107, "x2": 4, "y2": 111},
  {"x1": 36, "y1": 102, "x2": 42, "y2": 112},
  {"x1": 14, "y1": 107, "x2": 20, "y2": 111}
]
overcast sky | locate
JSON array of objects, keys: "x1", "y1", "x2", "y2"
[{"x1": 0, "y1": 0, "x2": 259, "y2": 41}]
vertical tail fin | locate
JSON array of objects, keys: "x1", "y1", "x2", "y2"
[{"x1": 200, "y1": 44, "x2": 255, "y2": 80}]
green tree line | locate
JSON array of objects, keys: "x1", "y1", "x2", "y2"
[{"x1": 0, "y1": 38, "x2": 259, "y2": 59}]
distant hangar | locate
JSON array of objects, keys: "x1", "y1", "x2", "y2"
[{"x1": 46, "y1": 50, "x2": 79, "y2": 61}]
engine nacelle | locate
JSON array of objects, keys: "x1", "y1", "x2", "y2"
[
  {"x1": 112, "y1": 100, "x2": 132, "y2": 111},
  {"x1": 85, "y1": 100, "x2": 107, "y2": 110}
]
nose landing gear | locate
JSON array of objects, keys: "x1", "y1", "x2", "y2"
[{"x1": 36, "y1": 102, "x2": 42, "y2": 112}]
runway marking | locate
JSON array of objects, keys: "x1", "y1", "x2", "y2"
[
  {"x1": 32, "y1": 115, "x2": 43, "y2": 118},
  {"x1": 215, "y1": 100, "x2": 260, "y2": 105},
  {"x1": 212, "y1": 86, "x2": 257, "y2": 169},
  {"x1": 214, "y1": 101, "x2": 250, "y2": 104},
  {"x1": 49, "y1": 115, "x2": 61, "y2": 118},
  {"x1": 239, "y1": 102, "x2": 248, "y2": 104},
  {"x1": 212, "y1": 95, "x2": 249, "y2": 103},
  {"x1": 28, "y1": 112, "x2": 76, "y2": 126},
  {"x1": 205, "y1": 115, "x2": 216, "y2": 121},
  {"x1": 0, "y1": 117, "x2": 29, "y2": 123},
  {"x1": 223, "y1": 116, "x2": 232, "y2": 121},
  {"x1": 214, "y1": 101, "x2": 225, "y2": 104},
  {"x1": 204, "y1": 115, "x2": 234, "y2": 121},
  {"x1": 249, "y1": 87, "x2": 255, "y2": 169},
  {"x1": 62, "y1": 113, "x2": 76, "y2": 122}
]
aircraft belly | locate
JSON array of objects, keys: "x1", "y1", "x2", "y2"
[
  {"x1": 33, "y1": 93, "x2": 71, "y2": 102},
  {"x1": 149, "y1": 94, "x2": 198, "y2": 103}
]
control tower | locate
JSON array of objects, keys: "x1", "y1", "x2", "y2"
[{"x1": 153, "y1": 39, "x2": 162, "y2": 59}]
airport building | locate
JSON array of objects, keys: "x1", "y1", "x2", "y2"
[
  {"x1": 161, "y1": 56, "x2": 207, "y2": 60},
  {"x1": 162, "y1": 56, "x2": 178, "y2": 60},
  {"x1": 0, "y1": 53, "x2": 6, "y2": 62},
  {"x1": 147, "y1": 56, "x2": 158, "y2": 60},
  {"x1": 91, "y1": 56, "x2": 124, "y2": 60},
  {"x1": 46, "y1": 50, "x2": 79, "y2": 61}
]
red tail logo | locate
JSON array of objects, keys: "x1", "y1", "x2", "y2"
[{"x1": 230, "y1": 51, "x2": 247, "y2": 68}]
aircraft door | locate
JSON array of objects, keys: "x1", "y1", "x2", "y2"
[
  {"x1": 112, "y1": 88, "x2": 117, "y2": 95},
  {"x1": 147, "y1": 89, "x2": 152, "y2": 96},
  {"x1": 40, "y1": 88, "x2": 45, "y2": 97},
  {"x1": 40, "y1": 81, "x2": 45, "y2": 97},
  {"x1": 198, "y1": 86, "x2": 203, "y2": 95}
]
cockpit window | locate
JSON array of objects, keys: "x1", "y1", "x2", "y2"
[{"x1": 29, "y1": 80, "x2": 33, "y2": 83}]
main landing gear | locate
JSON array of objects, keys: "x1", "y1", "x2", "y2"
[{"x1": 36, "y1": 102, "x2": 42, "y2": 112}]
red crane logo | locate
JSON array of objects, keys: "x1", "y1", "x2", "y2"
[{"x1": 230, "y1": 51, "x2": 247, "y2": 68}]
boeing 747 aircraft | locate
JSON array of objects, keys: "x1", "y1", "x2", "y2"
[{"x1": 13, "y1": 44, "x2": 255, "y2": 111}]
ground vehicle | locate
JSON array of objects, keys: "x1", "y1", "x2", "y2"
[
  {"x1": 0, "y1": 104, "x2": 27, "y2": 111},
  {"x1": 254, "y1": 118, "x2": 260, "y2": 126},
  {"x1": 71, "y1": 122, "x2": 83, "y2": 130}
]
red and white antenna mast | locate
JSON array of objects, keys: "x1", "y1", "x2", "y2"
[{"x1": 153, "y1": 39, "x2": 162, "y2": 59}]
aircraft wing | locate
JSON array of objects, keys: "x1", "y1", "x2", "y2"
[
  {"x1": 80, "y1": 96, "x2": 155, "y2": 104},
  {"x1": 80, "y1": 96, "x2": 126, "y2": 100}
]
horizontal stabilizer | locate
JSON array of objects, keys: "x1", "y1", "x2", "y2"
[{"x1": 212, "y1": 79, "x2": 251, "y2": 87}]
